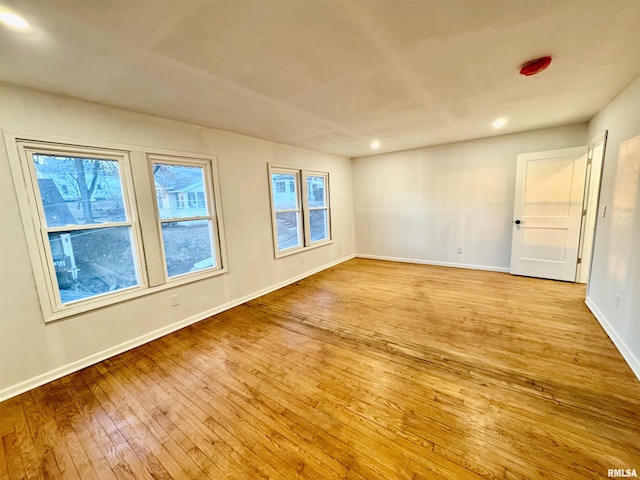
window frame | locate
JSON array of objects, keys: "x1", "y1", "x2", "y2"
[
  {"x1": 5, "y1": 132, "x2": 228, "y2": 323},
  {"x1": 305, "y1": 171, "x2": 331, "y2": 245},
  {"x1": 14, "y1": 140, "x2": 148, "y2": 317},
  {"x1": 268, "y1": 163, "x2": 332, "y2": 258},
  {"x1": 269, "y1": 166, "x2": 304, "y2": 255},
  {"x1": 148, "y1": 154, "x2": 225, "y2": 282}
]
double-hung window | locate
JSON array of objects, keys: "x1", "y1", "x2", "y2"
[
  {"x1": 150, "y1": 155, "x2": 222, "y2": 279},
  {"x1": 270, "y1": 168, "x2": 303, "y2": 251},
  {"x1": 268, "y1": 164, "x2": 331, "y2": 257},
  {"x1": 18, "y1": 143, "x2": 144, "y2": 309},
  {"x1": 306, "y1": 173, "x2": 330, "y2": 243},
  {"x1": 7, "y1": 135, "x2": 227, "y2": 322}
]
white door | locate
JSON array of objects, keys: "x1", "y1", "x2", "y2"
[
  {"x1": 576, "y1": 134, "x2": 607, "y2": 283},
  {"x1": 510, "y1": 146, "x2": 588, "y2": 281}
]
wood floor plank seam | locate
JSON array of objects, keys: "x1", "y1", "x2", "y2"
[
  {"x1": 184, "y1": 312, "x2": 577, "y2": 480},
  {"x1": 145, "y1": 326, "x2": 483, "y2": 480},
  {"x1": 248, "y1": 295, "x2": 639, "y2": 430},
  {"x1": 2, "y1": 259, "x2": 639, "y2": 479},
  {"x1": 247, "y1": 302, "x2": 569, "y2": 402},
  {"x1": 200, "y1": 304, "x2": 636, "y2": 476}
]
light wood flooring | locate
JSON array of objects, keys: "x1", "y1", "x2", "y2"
[{"x1": 1, "y1": 258, "x2": 639, "y2": 479}]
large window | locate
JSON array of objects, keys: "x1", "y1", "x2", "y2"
[
  {"x1": 270, "y1": 169, "x2": 303, "y2": 251},
  {"x1": 22, "y1": 145, "x2": 143, "y2": 307},
  {"x1": 268, "y1": 165, "x2": 331, "y2": 256},
  {"x1": 7, "y1": 136, "x2": 227, "y2": 322},
  {"x1": 307, "y1": 173, "x2": 329, "y2": 243},
  {"x1": 150, "y1": 156, "x2": 222, "y2": 279}
]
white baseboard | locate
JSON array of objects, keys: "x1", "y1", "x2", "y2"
[
  {"x1": 355, "y1": 253, "x2": 510, "y2": 273},
  {"x1": 585, "y1": 296, "x2": 640, "y2": 382},
  {"x1": 0, "y1": 254, "x2": 356, "y2": 403}
]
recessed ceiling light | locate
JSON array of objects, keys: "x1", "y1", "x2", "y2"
[
  {"x1": 492, "y1": 118, "x2": 506, "y2": 129},
  {"x1": 370, "y1": 140, "x2": 380, "y2": 150},
  {"x1": 0, "y1": 11, "x2": 30, "y2": 31}
]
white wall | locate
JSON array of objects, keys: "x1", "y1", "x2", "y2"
[
  {"x1": 353, "y1": 124, "x2": 587, "y2": 270},
  {"x1": 586, "y1": 75, "x2": 640, "y2": 379},
  {"x1": 0, "y1": 83, "x2": 355, "y2": 399}
]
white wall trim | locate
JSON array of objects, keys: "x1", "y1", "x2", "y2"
[
  {"x1": 0, "y1": 254, "x2": 356, "y2": 403},
  {"x1": 356, "y1": 253, "x2": 510, "y2": 273},
  {"x1": 585, "y1": 296, "x2": 640, "y2": 381}
]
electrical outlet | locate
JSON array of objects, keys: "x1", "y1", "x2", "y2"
[
  {"x1": 170, "y1": 294, "x2": 180, "y2": 307},
  {"x1": 301, "y1": 255, "x2": 306, "y2": 264},
  {"x1": 456, "y1": 247, "x2": 463, "y2": 254},
  {"x1": 615, "y1": 294, "x2": 621, "y2": 309}
]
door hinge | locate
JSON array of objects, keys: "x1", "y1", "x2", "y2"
[
  {"x1": 587, "y1": 158, "x2": 592, "y2": 165},
  {"x1": 577, "y1": 257, "x2": 582, "y2": 264},
  {"x1": 583, "y1": 209, "x2": 587, "y2": 216}
]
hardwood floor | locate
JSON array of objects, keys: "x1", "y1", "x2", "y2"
[{"x1": 1, "y1": 258, "x2": 639, "y2": 479}]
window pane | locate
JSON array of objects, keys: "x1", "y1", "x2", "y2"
[
  {"x1": 49, "y1": 226, "x2": 139, "y2": 304},
  {"x1": 161, "y1": 219, "x2": 216, "y2": 277},
  {"x1": 271, "y1": 173, "x2": 298, "y2": 210},
  {"x1": 275, "y1": 211, "x2": 301, "y2": 251},
  {"x1": 33, "y1": 155, "x2": 127, "y2": 227},
  {"x1": 310, "y1": 209, "x2": 329, "y2": 242},
  {"x1": 307, "y1": 175, "x2": 326, "y2": 208},
  {"x1": 153, "y1": 164, "x2": 208, "y2": 219}
]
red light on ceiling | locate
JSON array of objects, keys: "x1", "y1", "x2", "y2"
[{"x1": 519, "y1": 56, "x2": 552, "y2": 76}]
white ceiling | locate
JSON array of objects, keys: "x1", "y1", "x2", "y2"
[{"x1": 1, "y1": 0, "x2": 640, "y2": 158}]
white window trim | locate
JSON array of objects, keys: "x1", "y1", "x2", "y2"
[
  {"x1": 305, "y1": 171, "x2": 331, "y2": 247},
  {"x1": 269, "y1": 166, "x2": 304, "y2": 256},
  {"x1": 268, "y1": 163, "x2": 332, "y2": 258},
  {"x1": 147, "y1": 153, "x2": 226, "y2": 283},
  {"x1": 4, "y1": 131, "x2": 228, "y2": 323}
]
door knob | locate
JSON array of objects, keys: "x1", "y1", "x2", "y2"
[{"x1": 514, "y1": 219, "x2": 521, "y2": 225}]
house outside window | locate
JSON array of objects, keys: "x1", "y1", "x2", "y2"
[
  {"x1": 7, "y1": 135, "x2": 228, "y2": 322},
  {"x1": 270, "y1": 170, "x2": 302, "y2": 251},
  {"x1": 19, "y1": 145, "x2": 144, "y2": 309},
  {"x1": 268, "y1": 164, "x2": 331, "y2": 257},
  {"x1": 307, "y1": 174, "x2": 329, "y2": 242},
  {"x1": 150, "y1": 156, "x2": 222, "y2": 279}
]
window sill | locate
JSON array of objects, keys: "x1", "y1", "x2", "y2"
[
  {"x1": 274, "y1": 240, "x2": 333, "y2": 259},
  {"x1": 44, "y1": 266, "x2": 228, "y2": 323}
]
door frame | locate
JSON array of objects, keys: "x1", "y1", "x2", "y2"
[{"x1": 583, "y1": 131, "x2": 608, "y2": 290}]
